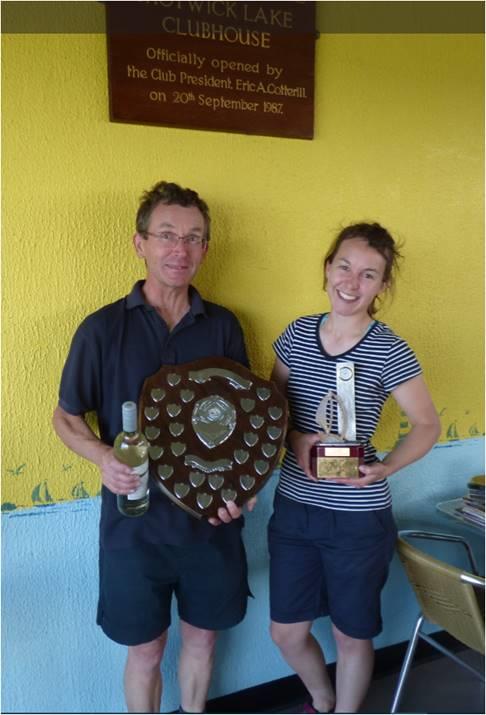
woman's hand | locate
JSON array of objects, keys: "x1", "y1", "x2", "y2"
[
  {"x1": 333, "y1": 461, "x2": 391, "y2": 488},
  {"x1": 287, "y1": 430, "x2": 322, "y2": 481}
]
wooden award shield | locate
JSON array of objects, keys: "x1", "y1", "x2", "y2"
[{"x1": 139, "y1": 357, "x2": 288, "y2": 519}]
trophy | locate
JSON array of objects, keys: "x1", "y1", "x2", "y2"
[
  {"x1": 310, "y1": 362, "x2": 364, "y2": 479},
  {"x1": 139, "y1": 357, "x2": 288, "y2": 519}
]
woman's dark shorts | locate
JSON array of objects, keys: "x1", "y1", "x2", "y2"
[
  {"x1": 268, "y1": 492, "x2": 397, "y2": 639},
  {"x1": 97, "y1": 530, "x2": 250, "y2": 646}
]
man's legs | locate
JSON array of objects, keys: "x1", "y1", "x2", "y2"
[
  {"x1": 178, "y1": 620, "x2": 217, "y2": 714},
  {"x1": 270, "y1": 620, "x2": 336, "y2": 713},
  {"x1": 124, "y1": 630, "x2": 168, "y2": 713},
  {"x1": 174, "y1": 528, "x2": 249, "y2": 713}
]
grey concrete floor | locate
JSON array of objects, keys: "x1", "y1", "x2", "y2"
[
  {"x1": 361, "y1": 648, "x2": 484, "y2": 714},
  {"x1": 272, "y1": 648, "x2": 485, "y2": 714}
]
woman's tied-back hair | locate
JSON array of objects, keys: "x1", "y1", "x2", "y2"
[
  {"x1": 324, "y1": 222, "x2": 403, "y2": 316},
  {"x1": 136, "y1": 181, "x2": 211, "y2": 242}
]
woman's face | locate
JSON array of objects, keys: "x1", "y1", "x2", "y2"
[{"x1": 325, "y1": 238, "x2": 387, "y2": 317}]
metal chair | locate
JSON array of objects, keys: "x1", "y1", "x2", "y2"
[{"x1": 390, "y1": 530, "x2": 485, "y2": 713}]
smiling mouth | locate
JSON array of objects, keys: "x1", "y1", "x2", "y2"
[
  {"x1": 337, "y1": 290, "x2": 359, "y2": 302},
  {"x1": 166, "y1": 263, "x2": 188, "y2": 271}
]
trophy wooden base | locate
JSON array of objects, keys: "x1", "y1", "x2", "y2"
[{"x1": 311, "y1": 442, "x2": 364, "y2": 479}]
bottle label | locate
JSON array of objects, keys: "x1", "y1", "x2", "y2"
[{"x1": 127, "y1": 461, "x2": 149, "y2": 501}]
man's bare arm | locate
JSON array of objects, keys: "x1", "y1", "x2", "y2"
[{"x1": 52, "y1": 405, "x2": 139, "y2": 495}]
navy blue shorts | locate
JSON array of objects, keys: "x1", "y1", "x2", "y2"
[
  {"x1": 97, "y1": 530, "x2": 250, "y2": 646},
  {"x1": 268, "y1": 493, "x2": 397, "y2": 639}
]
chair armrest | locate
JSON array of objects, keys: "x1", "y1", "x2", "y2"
[{"x1": 461, "y1": 573, "x2": 485, "y2": 589}]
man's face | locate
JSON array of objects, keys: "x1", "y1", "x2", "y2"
[{"x1": 133, "y1": 203, "x2": 208, "y2": 290}]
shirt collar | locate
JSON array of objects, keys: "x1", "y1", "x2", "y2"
[{"x1": 126, "y1": 280, "x2": 206, "y2": 317}]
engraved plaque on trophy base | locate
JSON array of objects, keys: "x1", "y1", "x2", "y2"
[{"x1": 311, "y1": 442, "x2": 364, "y2": 479}]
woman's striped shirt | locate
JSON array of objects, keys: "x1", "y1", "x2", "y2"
[{"x1": 273, "y1": 314, "x2": 422, "y2": 511}]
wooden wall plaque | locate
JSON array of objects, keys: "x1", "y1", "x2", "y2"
[
  {"x1": 106, "y1": 1, "x2": 316, "y2": 139},
  {"x1": 139, "y1": 357, "x2": 288, "y2": 519}
]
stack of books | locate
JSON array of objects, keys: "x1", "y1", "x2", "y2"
[{"x1": 455, "y1": 475, "x2": 485, "y2": 529}]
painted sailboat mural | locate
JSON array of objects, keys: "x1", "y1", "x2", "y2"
[
  {"x1": 446, "y1": 421, "x2": 459, "y2": 441},
  {"x1": 71, "y1": 481, "x2": 90, "y2": 499},
  {"x1": 31, "y1": 481, "x2": 54, "y2": 506}
]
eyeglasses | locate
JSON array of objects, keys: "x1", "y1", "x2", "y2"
[{"x1": 144, "y1": 231, "x2": 207, "y2": 248}]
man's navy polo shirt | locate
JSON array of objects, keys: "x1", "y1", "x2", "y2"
[{"x1": 59, "y1": 281, "x2": 249, "y2": 549}]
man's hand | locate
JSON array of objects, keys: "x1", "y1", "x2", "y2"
[
  {"x1": 208, "y1": 496, "x2": 257, "y2": 527},
  {"x1": 99, "y1": 448, "x2": 142, "y2": 495},
  {"x1": 52, "y1": 407, "x2": 141, "y2": 495}
]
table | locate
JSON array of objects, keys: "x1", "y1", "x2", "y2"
[{"x1": 436, "y1": 498, "x2": 485, "y2": 535}]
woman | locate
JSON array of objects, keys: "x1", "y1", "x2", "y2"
[{"x1": 269, "y1": 223, "x2": 441, "y2": 714}]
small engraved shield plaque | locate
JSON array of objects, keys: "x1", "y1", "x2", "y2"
[{"x1": 139, "y1": 357, "x2": 288, "y2": 519}]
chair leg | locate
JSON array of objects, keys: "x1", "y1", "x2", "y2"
[{"x1": 390, "y1": 615, "x2": 424, "y2": 714}]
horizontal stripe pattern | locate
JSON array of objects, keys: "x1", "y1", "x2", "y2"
[{"x1": 274, "y1": 314, "x2": 422, "y2": 511}]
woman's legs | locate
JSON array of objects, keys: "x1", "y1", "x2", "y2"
[
  {"x1": 332, "y1": 623, "x2": 374, "y2": 713},
  {"x1": 270, "y1": 620, "x2": 335, "y2": 713},
  {"x1": 268, "y1": 499, "x2": 392, "y2": 712},
  {"x1": 271, "y1": 620, "x2": 374, "y2": 714}
]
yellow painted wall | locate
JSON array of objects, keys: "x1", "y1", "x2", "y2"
[{"x1": 2, "y1": 31, "x2": 484, "y2": 509}]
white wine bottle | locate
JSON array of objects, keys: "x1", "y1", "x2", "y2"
[{"x1": 114, "y1": 401, "x2": 150, "y2": 517}]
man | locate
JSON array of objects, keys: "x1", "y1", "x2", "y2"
[{"x1": 53, "y1": 181, "x2": 254, "y2": 714}]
